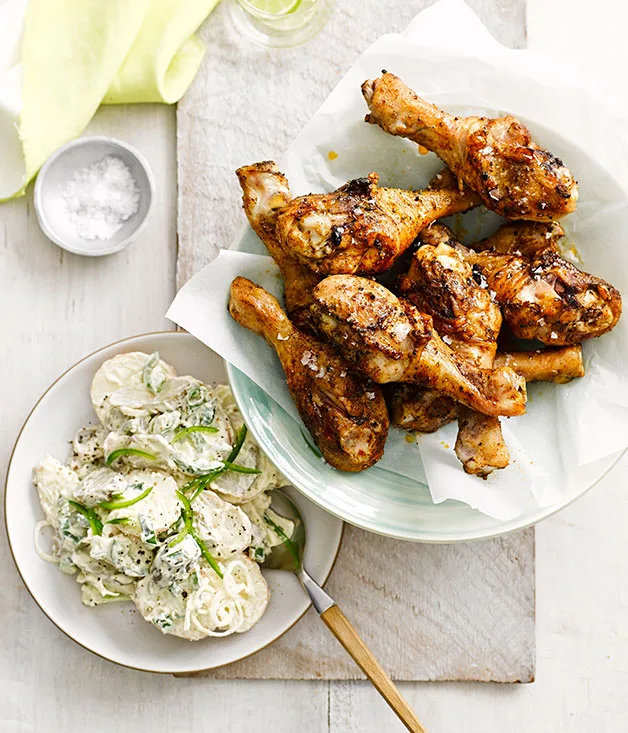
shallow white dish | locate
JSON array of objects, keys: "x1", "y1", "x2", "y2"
[
  {"x1": 5, "y1": 332, "x2": 343, "y2": 673},
  {"x1": 34, "y1": 136, "x2": 154, "y2": 257}
]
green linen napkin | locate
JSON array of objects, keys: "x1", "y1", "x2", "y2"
[{"x1": 0, "y1": 0, "x2": 219, "y2": 201}]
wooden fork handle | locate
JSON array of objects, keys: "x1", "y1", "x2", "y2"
[{"x1": 320, "y1": 604, "x2": 427, "y2": 733}]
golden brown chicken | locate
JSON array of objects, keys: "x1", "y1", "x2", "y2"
[
  {"x1": 236, "y1": 161, "x2": 322, "y2": 332},
  {"x1": 495, "y1": 345, "x2": 584, "y2": 383},
  {"x1": 362, "y1": 72, "x2": 579, "y2": 221},
  {"x1": 390, "y1": 345, "x2": 585, "y2": 434},
  {"x1": 228, "y1": 277, "x2": 389, "y2": 472},
  {"x1": 311, "y1": 275, "x2": 526, "y2": 417},
  {"x1": 466, "y1": 247, "x2": 622, "y2": 344},
  {"x1": 274, "y1": 169, "x2": 478, "y2": 275},
  {"x1": 398, "y1": 224, "x2": 509, "y2": 476},
  {"x1": 399, "y1": 226, "x2": 501, "y2": 355},
  {"x1": 472, "y1": 220, "x2": 564, "y2": 256},
  {"x1": 386, "y1": 384, "x2": 456, "y2": 433}
]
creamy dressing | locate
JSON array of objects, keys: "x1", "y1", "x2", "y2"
[{"x1": 32, "y1": 351, "x2": 288, "y2": 641}]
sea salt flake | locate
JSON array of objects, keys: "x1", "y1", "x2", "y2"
[{"x1": 62, "y1": 155, "x2": 140, "y2": 241}]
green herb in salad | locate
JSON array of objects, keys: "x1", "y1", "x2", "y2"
[
  {"x1": 99, "y1": 484, "x2": 154, "y2": 510},
  {"x1": 222, "y1": 461, "x2": 261, "y2": 475},
  {"x1": 105, "y1": 517, "x2": 131, "y2": 526},
  {"x1": 183, "y1": 424, "x2": 252, "y2": 503},
  {"x1": 170, "y1": 490, "x2": 223, "y2": 578},
  {"x1": 105, "y1": 448, "x2": 157, "y2": 466},
  {"x1": 142, "y1": 351, "x2": 167, "y2": 395},
  {"x1": 171, "y1": 425, "x2": 219, "y2": 444},
  {"x1": 191, "y1": 530, "x2": 223, "y2": 579},
  {"x1": 189, "y1": 468, "x2": 224, "y2": 503},
  {"x1": 226, "y1": 424, "x2": 248, "y2": 463},
  {"x1": 169, "y1": 490, "x2": 194, "y2": 546},
  {"x1": 68, "y1": 500, "x2": 103, "y2": 536}
]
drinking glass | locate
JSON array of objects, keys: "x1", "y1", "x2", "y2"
[{"x1": 228, "y1": 0, "x2": 334, "y2": 48}]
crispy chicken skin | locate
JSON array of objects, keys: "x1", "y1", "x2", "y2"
[
  {"x1": 362, "y1": 72, "x2": 579, "y2": 221},
  {"x1": 387, "y1": 384, "x2": 456, "y2": 433},
  {"x1": 388, "y1": 345, "x2": 584, "y2": 434},
  {"x1": 228, "y1": 277, "x2": 389, "y2": 472},
  {"x1": 399, "y1": 226, "x2": 501, "y2": 356},
  {"x1": 495, "y1": 346, "x2": 584, "y2": 384},
  {"x1": 398, "y1": 224, "x2": 509, "y2": 475},
  {"x1": 467, "y1": 247, "x2": 622, "y2": 345},
  {"x1": 311, "y1": 275, "x2": 526, "y2": 417},
  {"x1": 472, "y1": 220, "x2": 565, "y2": 256},
  {"x1": 275, "y1": 170, "x2": 478, "y2": 276},
  {"x1": 236, "y1": 162, "x2": 322, "y2": 332},
  {"x1": 311, "y1": 275, "x2": 433, "y2": 382}
]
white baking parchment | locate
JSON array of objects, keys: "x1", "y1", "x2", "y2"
[{"x1": 167, "y1": 0, "x2": 628, "y2": 520}]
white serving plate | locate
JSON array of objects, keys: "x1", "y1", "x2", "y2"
[{"x1": 5, "y1": 332, "x2": 343, "y2": 673}]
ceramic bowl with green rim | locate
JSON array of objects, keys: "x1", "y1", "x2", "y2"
[{"x1": 226, "y1": 365, "x2": 625, "y2": 542}]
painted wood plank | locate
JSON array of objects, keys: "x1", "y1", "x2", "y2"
[{"x1": 189, "y1": 526, "x2": 534, "y2": 682}]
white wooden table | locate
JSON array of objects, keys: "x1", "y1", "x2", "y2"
[{"x1": 1, "y1": 1, "x2": 627, "y2": 731}]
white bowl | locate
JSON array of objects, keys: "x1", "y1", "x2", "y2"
[
  {"x1": 5, "y1": 332, "x2": 343, "y2": 672},
  {"x1": 34, "y1": 136, "x2": 154, "y2": 257}
]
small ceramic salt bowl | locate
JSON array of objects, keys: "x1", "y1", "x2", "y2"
[{"x1": 34, "y1": 136, "x2": 154, "y2": 257}]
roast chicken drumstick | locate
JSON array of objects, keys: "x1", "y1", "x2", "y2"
[
  {"x1": 389, "y1": 345, "x2": 585, "y2": 435},
  {"x1": 362, "y1": 71, "x2": 579, "y2": 221},
  {"x1": 310, "y1": 275, "x2": 527, "y2": 418},
  {"x1": 466, "y1": 246, "x2": 622, "y2": 345},
  {"x1": 398, "y1": 224, "x2": 509, "y2": 476},
  {"x1": 236, "y1": 161, "x2": 322, "y2": 332},
  {"x1": 495, "y1": 346, "x2": 584, "y2": 384},
  {"x1": 472, "y1": 220, "x2": 565, "y2": 256},
  {"x1": 228, "y1": 277, "x2": 389, "y2": 472},
  {"x1": 275, "y1": 168, "x2": 478, "y2": 275}
]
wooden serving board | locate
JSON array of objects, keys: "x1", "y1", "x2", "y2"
[
  {"x1": 175, "y1": 0, "x2": 534, "y2": 682},
  {"x1": 182, "y1": 526, "x2": 534, "y2": 682}
]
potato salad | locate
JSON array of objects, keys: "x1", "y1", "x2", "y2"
[{"x1": 33, "y1": 351, "x2": 292, "y2": 641}]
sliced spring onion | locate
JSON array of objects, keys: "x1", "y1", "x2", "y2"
[
  {"x1": 105, "y1": 448, "x2": 157, "y2": 466},
  {"x1": 226, "y1": 424, "x2": 248, "y2": 463},
  {"x1": 176, "y1": 489, "x2": 193, "y2": 515},
  {"x1": 264, "y1": 513, "x2": 300, "y2": 568},
  {"x1": 105, "y1": 517, "x2": 131, "y2": 526},
  {"x1": 222, "y1": 461, "x2": 261, "y2": 475},
  {"x1": 191, "y1": 530, "x2": 223, "y2": 579},
  {"x1": 99, "y1": 484, "x2": 154, "y2": 510},
  {"x1": 68, "y1": 500, "x2": 103, "y2": 536},
  {"x1": 169, "y1": 491, "x2": 222, "y2": 577},
  {"x1": 189, "y1": 468, "x2": 224, "y2": 502},
  {"x1": 171, "y1": 425, "x2": 218, "y2": 444},
  {"x1": 182, "y1": 425, "x2": 255, "y2": 503},
  {"x1": 169, "y1": 490, "x2": 195, "y2": 546}
]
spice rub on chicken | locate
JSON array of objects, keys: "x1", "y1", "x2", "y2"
[
  {"x1": 231, "y1": 64, "x2": 621, "y2": 480},
  {"x1": 362, "y1": 71, "x2": 578, "y2": 221},
  {"x1": 275, "y1": 170, "x2": 478, "y2": 275}
]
